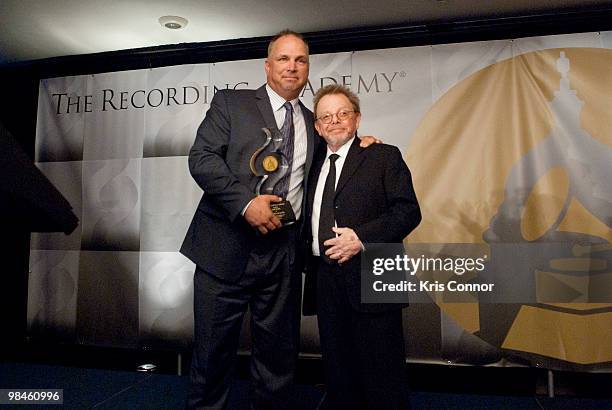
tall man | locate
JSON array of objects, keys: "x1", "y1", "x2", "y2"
[
  {"x1": 304, "y1": 85, "x2": 421, "y2": 409},
  {"x1": 181, "y1": 31, "x2": 376, "y2": 409}
]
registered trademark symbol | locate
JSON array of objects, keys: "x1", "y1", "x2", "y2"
[{"x1": 400, "y1": 71, "x2": 407, "y2": 78}]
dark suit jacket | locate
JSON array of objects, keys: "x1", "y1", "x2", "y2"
[
  {"x1": 303, "y1": 137, "x2": 421, "y2": 314},
  {"x1": 180, "y1": 85, "x2": 319, "y2": 281}
]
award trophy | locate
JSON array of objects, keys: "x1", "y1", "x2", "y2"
[{"x1": 249, "y1": 127, "x2": 296, "y2": 225}]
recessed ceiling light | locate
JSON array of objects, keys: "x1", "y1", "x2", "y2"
[{"x1": 159, "y1": 16, "x2": 188, "y2": 30}]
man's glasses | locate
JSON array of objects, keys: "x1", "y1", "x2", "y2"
[{"x1": 316, "y1": 110, "x2": 356, "y2": 124}]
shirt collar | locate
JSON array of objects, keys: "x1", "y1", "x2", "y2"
[
  {"x1": 326, "y1": 136, "x2": 355, "y2": 160},
  {"x1": 266, "y1": 84, "x2": 299, "y2": 112}
]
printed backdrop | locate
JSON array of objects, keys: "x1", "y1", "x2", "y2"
[{"x1": 30, "y1": 31, "x2": 612, "y2": 371}]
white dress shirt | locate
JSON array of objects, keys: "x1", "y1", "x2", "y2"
[
  {"x1": 311, "y1": 137, "x2": 355, "y2": 256},
  {"x1": 265, "y1": 85, "x2": 308, "y2": 220}
]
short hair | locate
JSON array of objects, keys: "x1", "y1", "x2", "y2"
[
  {"x1": 267, "y1": 30, "x2": 309, "y2": 57},
  {"x1": 313, "y1": 85, "x2": 361, "y2": 116}
]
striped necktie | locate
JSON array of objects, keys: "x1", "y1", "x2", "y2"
[{"x1": 274, "y1": 101, "x2": 294, "y2": 198}]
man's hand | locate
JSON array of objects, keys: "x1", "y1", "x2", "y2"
[
  {"x1": 244, "y1": 195, "x2": 283, "y2": 234},
  {"x1": 358, "y1": 135, "x2": 382, "y2": 147},
  {"x1": 323, "y1": 227, "x2": 363, "y2": 264}
]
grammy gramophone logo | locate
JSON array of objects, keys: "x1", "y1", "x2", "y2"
[{"x1": 407, "y1": 48, "x2": 612, "y2": 367}]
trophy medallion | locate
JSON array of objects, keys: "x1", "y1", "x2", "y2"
[{"x1": 249, "y1": 128, "x2": 296, "y2": 225}]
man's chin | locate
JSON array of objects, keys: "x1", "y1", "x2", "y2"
[
  {"x1": 324, "y1": 136, "x2": 350, "y2": 148},
  {"x1": 282, "y1": 81, "x2": 304, "y2": 90},
  {"x1": 328, "y1": 131, "x2": 349, "y2": 139}
]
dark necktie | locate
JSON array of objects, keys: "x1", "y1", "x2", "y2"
[
  {"x1": 274, "y1": 101, "x2": 294, "y2": 198},
  {"x1": 319, "y1": 153, "x2": 339, "y2": 264}
]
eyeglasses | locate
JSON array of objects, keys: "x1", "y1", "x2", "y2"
[{"x1": 316, "y1": 110, "x2": 356, "y2": 124}]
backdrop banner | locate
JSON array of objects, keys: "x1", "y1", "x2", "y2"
[{"x1": 30, "y1": 31, "x2": 612, "y2": 371}]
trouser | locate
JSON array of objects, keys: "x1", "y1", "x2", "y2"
[
  {"x1": 188, "y1": 229, "x2": 301, "y2": 410},
  {"x1": 315, "y1": 258, "x2": 410, "y2": 410}
]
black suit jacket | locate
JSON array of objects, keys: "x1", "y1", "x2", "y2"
[
  {"x1": 180, "y1": 85, "x2": 319, "y2": 281},
  {"x1": 303, "y1": 137, "x2": 421, "y2": 314}
]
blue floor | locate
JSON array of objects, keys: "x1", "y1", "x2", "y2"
[{"x1": 1, "y1": 362, "x2": 611, "y2": 409}]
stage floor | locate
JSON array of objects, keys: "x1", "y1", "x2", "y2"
[{"x1": 1, "y1": 362, "x2": 611, "y2": 409}]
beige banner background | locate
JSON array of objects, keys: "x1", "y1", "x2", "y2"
[{"x1": 30, "y1": 32, "x2": 612, "y2": 371}]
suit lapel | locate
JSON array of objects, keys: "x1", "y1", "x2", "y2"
[
  {"x1": 335, "y1": 137, "x2": 366, "y2": 198},
  {"x1": 300, "y1": 100, "x2": 317, "y2": 185},
  {"x1": 306, "y1": 147, "x2": 326, "y2": 218},
  {"x1": 255, "y1": 85, "x2": 279, "y2": 131}
]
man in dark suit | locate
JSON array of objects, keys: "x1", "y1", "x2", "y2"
[
  {"x1": 304, "y1": 85, "x2": 421, "y2": 409},
  {"x1": 181, "y1": 31, "x2": 377, "y2": 409}
]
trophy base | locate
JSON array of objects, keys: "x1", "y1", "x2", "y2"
[{"x1": 270, "y1": 200, "x2": 296, "y2": 226}]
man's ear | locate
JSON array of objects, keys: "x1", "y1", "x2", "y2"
[{"x1": 314, "y1": 120, "x2": 322, "y2": 136}]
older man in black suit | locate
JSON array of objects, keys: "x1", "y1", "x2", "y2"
[
  {"x1": 305, "y1": 85, "x2": 421, "y2": 409},
  {"x1": 181, "y1": 31, "x2": 378, "y2": 409}
]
